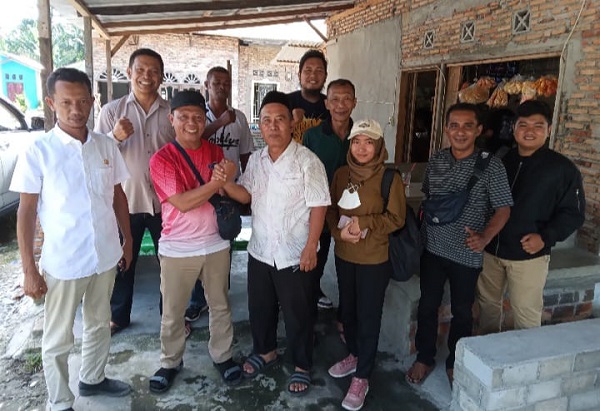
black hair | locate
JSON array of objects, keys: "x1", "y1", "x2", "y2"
[
  {"x1": 327, "y1": 79, "x2": 355, "y2": 97},
  {"x1": 516, "y1": 100, "x2": 552, "y2": 124},
  {"x1": 299, "y1": 49, "x2": 327, "y2": 73},
  {"x1": 206, "y1": 66, "x2": 230, "y2": 81},
  {"x1": 259, "y1": 90, "x2": 292, "y2": 117},
  {"x1": 46, "y1": 68, "x2": 92, "y2": 96},
  {"x1": 128, "y1": 48, "x2": 164, "y2": 76},
  {"x1": 445, "y1": 102, "x2": 482, "y2": 125}
]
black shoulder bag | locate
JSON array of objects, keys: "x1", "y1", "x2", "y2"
[
  {"x1": 382, "y1": 168, "x2": 421, "y2": 281},
  {"x1": 421, "y1": 151, "x2": 492, "y2": 226},
  {"x1": 171, "y1": 141, "x2": 242, "y2": 241}
]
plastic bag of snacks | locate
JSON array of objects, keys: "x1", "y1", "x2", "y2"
[
  {"x1": 486, "y1": 83, "x2": 509, "y2": 108},
  {"x1": 503, "y1": 74, "x2": 525, "y2": 95},
  {"x1": 476, "y1": 76, "x2": 496, "y2": 90},
  {"x1": 534, "y1": 75, "x2": 558, "y2": 97},
  {"x1": 520, "y1": 80, "x2": 537, "y2": 103},
  {"x1": 459, "y1": 84, "x2": 490, "y2": 104}
]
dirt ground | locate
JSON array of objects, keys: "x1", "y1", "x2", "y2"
[{"x1": 0, "y1": 211, "x2": 47, "y2": 411}]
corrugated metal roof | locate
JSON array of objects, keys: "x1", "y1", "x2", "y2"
[{"x1": 272, "y1": 41, "x2": 323, "y2": 64}]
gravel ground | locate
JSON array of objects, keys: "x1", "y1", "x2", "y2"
[{"x1": 0, "y1": 211, "x2": 47, "y2": 411}]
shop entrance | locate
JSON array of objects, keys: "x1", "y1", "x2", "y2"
[{"x1": 395, "y1": 69, "x2": 438, "y2": 164}]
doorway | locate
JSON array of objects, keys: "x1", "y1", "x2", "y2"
[{"x1": 395, "y1": 70, "x2": 438, "y2": 163}]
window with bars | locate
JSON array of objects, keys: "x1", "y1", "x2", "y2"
[
  {"x1": 513, "y1": 9, "x2": 531, "y2": 34},
  {"x1": 461, "y1": 21, "x2": 475, "y2": 43},
  {"x1": 424, "y1": 30, "x2": 435, "y2": 49},
  {"x1": 183, "y1": 74, "x2": 201, "y2": 84}
]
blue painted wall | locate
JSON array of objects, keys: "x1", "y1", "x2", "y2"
[{"x1": 1, "y1": 60, "x2": 40, "y2": 109}]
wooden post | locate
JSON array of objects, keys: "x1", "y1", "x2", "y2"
[
  {"x1": 105, "y1": 40, "x2": 113, "y2": 102},
  {"x1": 37, "y1": 0, "x2": 53, "y2": 131},
  {"x1": 84, "y1": 16, "x2": 94, "y2": 128},
  {"x1": 227, "y1": 59, "x2": 232, "y2": 106}
]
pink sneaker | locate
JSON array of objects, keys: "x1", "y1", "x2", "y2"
[
  {"x1": 328, "y1": 354, "x2": 358, "y2": 378},
  {"x1": 342, "y1": 377, "x2": 369, "y2": 411}
]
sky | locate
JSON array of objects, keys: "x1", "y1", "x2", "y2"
[{"x1": 0, "y1": 0, "x2": 327, "y2": 42}]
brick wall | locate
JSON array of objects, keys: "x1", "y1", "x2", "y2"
[{"x1": 327, "y1": 0, "x2": 600, "y2": 253}]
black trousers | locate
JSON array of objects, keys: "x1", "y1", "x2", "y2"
[
  {"x1": 247, "y1": 255, "x2": 315, "y2": 371},
  {"x1": 314, "y1": 230, "x2": 332, "y2": 298},
  {"x1": 415, "y1": 250, "x2": 481, "y2": 369},
  {"x1": 335, "y1": 256, "x2": 391, "y2": 379},
  {"x1": 111, "y1": 212, "x2": 162, "y2": 327}
]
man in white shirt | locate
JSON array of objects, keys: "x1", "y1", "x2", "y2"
[
  {"x1": 218, "y1": 91, "x2": 330, "y2": 396},
  {"x1": 11, "y1": 68, "x2": 132, "y2": 411},
  {"x1": 185, "y1": 66, "x2": 255, "y2": 324},
  {"x1": 95, "y1": 48, "x2": 174, "y2": 334}
]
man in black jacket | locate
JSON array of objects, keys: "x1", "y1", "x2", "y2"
[{"x1": 477, "y1": 100, "x2": 586, "y2": 334}]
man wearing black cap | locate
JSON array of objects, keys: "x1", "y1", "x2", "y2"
[
  {"x1": 148, "y1": 90, "x2": 241, "y2": 392},
  {"x1": 217, "y1": 91, "x2": 330, "y2": 396}
]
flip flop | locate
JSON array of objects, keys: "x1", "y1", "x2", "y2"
[
  {"x1": 287, "y1": 371, "x2": 311, "y2": 397},
  {"x1": 405, "y1": 361, "x2": 434, "y2": 385},
  {"x1": 149, "y1": 362, "x2": 183, "y2": 394},
  {"x1": 242, "y1": 353, "x2": 279, "y2": 379},
  {"x1": 214, "y1": 358, "x2": 243, "y2": 386}
]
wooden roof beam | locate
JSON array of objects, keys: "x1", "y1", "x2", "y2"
[
  {"x1": 108, "y1": 15, "x2": 330, "y2": 37},
  {"x1": 110, "y1": 35, "x2": 130, "y2": 57},
  {"x1": 66, "y1": 0, "x2": 111, "y2": 39},
  {"x1": 303, "y1": 17, "x2": 327, "y2": 42},
  {"x1": 101, "y1": 4, "x2": 352, "y2": 29},
  {"x1": 89, "y1": 0, "x2": 354, "y2": 16}
]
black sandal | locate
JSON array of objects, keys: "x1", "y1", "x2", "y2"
[
  {"x1": 287, "y1": 371, "x2": 311, "y2": 397},
  {"x1": 214, "y1": 358, "x2": 243, "y2": 386},
  {"x1": 242, "y1": 353, "x2": 279, "y2": 379},
  {"x1": 149, "y1": 362, "x2": 183, "y2": 394}
]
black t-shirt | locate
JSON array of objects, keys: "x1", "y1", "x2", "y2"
[{"x1": 287, "y1": 90, "x2": 330, "y2": 143}]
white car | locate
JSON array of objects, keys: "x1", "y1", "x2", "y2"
[{"x1": 0, "y1": 96, "x2": 44, "y2": 216}]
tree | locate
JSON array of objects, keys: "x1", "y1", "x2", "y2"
[{"x1": 0, "y1": 18, "x2": 84, "y2": 68}]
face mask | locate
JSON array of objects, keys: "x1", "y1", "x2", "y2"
[{"x1": 338, "y1": 187, "x2": 361, "y2": 210}]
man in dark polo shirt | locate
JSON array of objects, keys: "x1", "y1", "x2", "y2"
[
  {"x1": 288, "y1": 49, "x2": 330, "y2": 144},
  {"x1": 303, "y1": 79, "x2": 356, "y2": 310},
  {"x1": 406, "y1": 103, "x2": 513, "y2": 387}
]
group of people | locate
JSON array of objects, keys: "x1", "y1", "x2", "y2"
[{"x1": 10, "y1": 46, "x2": 585, "y2": 411}]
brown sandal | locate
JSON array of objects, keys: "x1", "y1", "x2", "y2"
[{"x1": 406, "y1": 361, "x2": 434, "y2": 385}]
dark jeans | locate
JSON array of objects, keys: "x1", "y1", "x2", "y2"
[
  {"x1": 111, "y1": 212, "x2": 162, "y2": 327},
  {"x1": 415, "y1": 251, "x2": 481, "y2": 369},
  {"x1": 247, "y1": 255, "x2": 316, "y2": 371},
  {"x1": 189, "y1": 243, "x2": 233, "y2": 309},
  {"x1": 335, "y1": 256, "x2": 391, "y2": 379}
]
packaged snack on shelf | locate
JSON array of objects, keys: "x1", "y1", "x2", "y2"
[
  {"x1": 503, "y1": 74, "x2": 525, "y2": 95},
  {"x1": 458, "y1": 84, "x2": 490, "y2": 104},
  {"x1": 486, "y1": 83, "x2": 509, "y2": 108},
  {"x1": 476, "y1": 76, "x2": 496, "y2": 90},
  {"x1": 534, "y1": 75, "x2": 558, "y2": 97},
  {"x1": 520, "y1": 80, "x2": 537, "y2": 103}
]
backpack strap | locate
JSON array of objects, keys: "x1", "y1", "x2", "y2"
[
  {"x1": 466, "y1": 150, "x2": 492, "y2": 192},
  {"x1": 381, "y1": 167, "x2": 397, "y2": 211}
]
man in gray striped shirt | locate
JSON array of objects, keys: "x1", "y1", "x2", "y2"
[{"x1": 406, "y1": 103, "x2": 513, "y2": 388}]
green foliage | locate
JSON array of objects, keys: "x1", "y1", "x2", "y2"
[
  {"x1": 0, "y1": 18, "x2": 84, "y2": 68},
  {"x1": 13, "y1": 93, "x2": 28, "y2": 112},
  {"x1": 23, "y1": 350, "x2": 43, "y2": 374}
]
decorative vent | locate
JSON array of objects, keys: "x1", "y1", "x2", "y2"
[
  {"x1": 99, "y1": 68, "x2": 127, "y2": 81},
  {"x1": 513, "y1": 9, "x2": 531, "y2": 34},
  {"x1": 461, "y1": 21, "x2": 475, "y2": 43},
  {"x1": 163, "y1": 72, "x2": 178, "y2": 83},
  {"x1": 423, "y1": 30, "x2": 435, "y2": 49},
  {"x1": 183, "y1": 74, "x2": 201, "y2": 84}
]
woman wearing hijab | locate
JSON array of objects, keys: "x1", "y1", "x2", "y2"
[{"x1": 326, "y1": 119, "x2": 406, "y2": 410}]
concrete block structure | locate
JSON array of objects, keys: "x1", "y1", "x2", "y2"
[{"x1": 451, "y1": 319, "x2": 600, "y2": 410}]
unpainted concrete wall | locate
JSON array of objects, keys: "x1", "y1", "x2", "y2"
[{"x1": 326, "y1": 18, "x2": 402, "y2": 161}]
